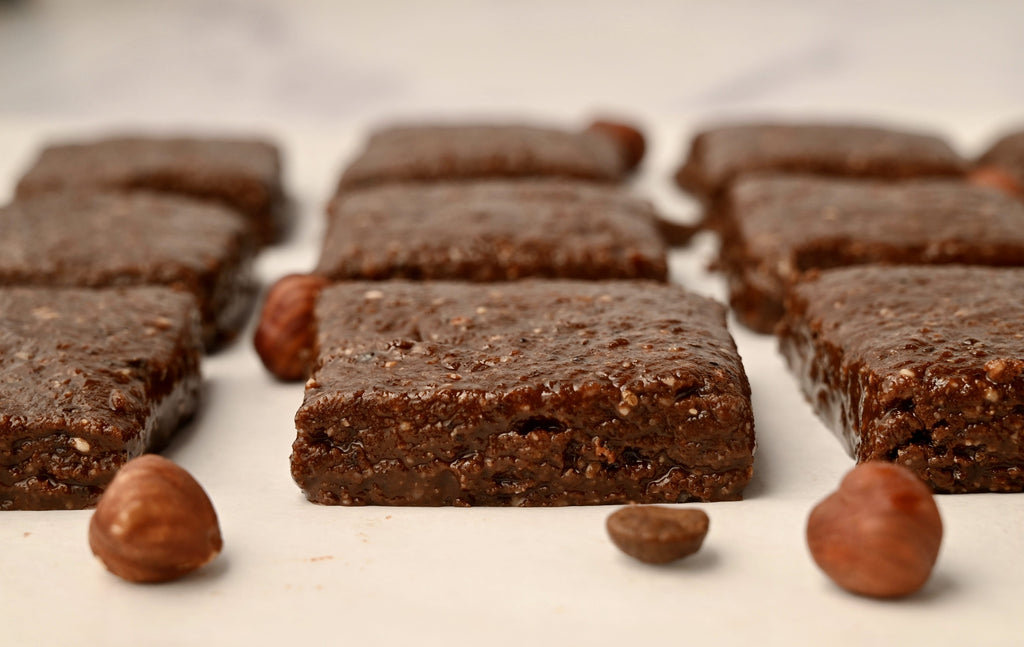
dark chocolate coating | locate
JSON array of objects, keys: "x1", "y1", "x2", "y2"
[
  {"x1": 0, "y1": 192, "x2": 256, "y2": 349},
  {"x1": 316, "y1": 180, "x2": 668, "y2": 282},
  {"x1": 716, "y1": 176, "x2": 1024, "y2": 333},
  {"x1": 15, "y1": 135, "x2": 286, "y2": 245},
  {"x1": 0, "y1": 286, "x2": 203, "y2": 510},
  {"x1": 675, "y1": 123, "x2": 966, "y2": 205},
  {"x1": 292, "y1": 280, "x2": 755, "y2": 506},
  {"x1": 778, "y1": 265, "x2": 1024, "y2": 493},
  {"x1": 337, "y1": 124, "x2": 626, "y2": 191}
]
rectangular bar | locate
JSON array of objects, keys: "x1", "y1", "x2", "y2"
[
  {"x1": 316, "y1": 180, "x2": 668, "y2": 282},
  {"x1": 15, "y1": 135, "x2": 286, "y2": 245},
  {"x1": 292, "y1": 280, "x2": 755, "y2": 506},
  {"x1": 778, "y1": 265, "x2": 1024, "y2": 493},
  {"x1": 674, "y1": 122, "x2": 965, "y2": 228},
  {"x1": 337, "y1": 122, "x2": 635, "y2": 191},
  {"x1": 0, "y1": 286, "x2": 203, "y2": 510},
  {"x1": 716, "y1": 176, "x2": 1024, "y2": 333},
  {"x1": 0, "y1": 192, "x2": 256, "y2": 349}
]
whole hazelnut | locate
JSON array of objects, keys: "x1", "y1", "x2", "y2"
[
  {"x1": 607, "y1": 505, "x2": 709, "y2": 564},
  {"x1": 89, "y1": 454, "x2": 223, "y2": 583},
  {"x1": 806, "y1": 461, "x2": 942, "y2": 598},
  {"x1": 253, "y1": 273, "x2": 328, "y2": 381},
  {"x1": 586, "y1": 119, "x2": 647, "y2": 173}
]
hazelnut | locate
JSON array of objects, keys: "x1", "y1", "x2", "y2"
[
  {"x1": 968, "y1": 165, "x2": 1022, "y2": 198},
  {"x1": 585, "y1": 119, "x2": 647, "y2": 173},
  {"x1": 253, "y1": 273, "x2": 328, "y2": 381},
  {"x1": 607, "y1": 505, "x2": 709, "y2": 564},
  {"x1": 806, "y1": 461, "x2": 942, "y2": 598},
  {"x1": 89, "y1": 454, "x2": 223, "y2": 583}
]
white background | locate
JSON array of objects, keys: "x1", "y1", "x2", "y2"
[{"x1": 1, "y1": 2, "x2": 1023, "y2": 645}]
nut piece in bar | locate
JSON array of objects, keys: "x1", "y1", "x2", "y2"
[
  {"x1": 0, "y1": 192, "x2": 255, "y2": 349},
  {"x1": 317, "y1": 180, "x2": 668, "y2": 282},
  {"x1": 674, "y1": 122, "x2": 965, "y2": 226},
  {"x1": 336, "y1": 120, "x2": 643, "y2": 192},
  {"x1": 0, "y1": 286, "x2": 203, "y2": 510},
  {"x1": 15, "y1": 134, "x2": 286, "y2": 245},
  {"x1": 292, "y1": 280, "x2": 755, "y2": 506},
  {"x1": 716, "y1": 176, "x2": 1024, "y2": 333},
  {"x1": 972, "y1": 128, "x2": 1024, "y2": 199},
  {"x1": 778, "y1": 265, "x2": 1024, "y2": 493}
]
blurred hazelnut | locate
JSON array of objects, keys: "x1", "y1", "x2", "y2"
[{"x1": 254, "y1": 273, "x2": 328, "y2": 381}]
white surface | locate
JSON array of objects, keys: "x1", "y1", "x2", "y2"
[{"x1": 2, "y1": 2, "x2": 1024, "y2": 646}]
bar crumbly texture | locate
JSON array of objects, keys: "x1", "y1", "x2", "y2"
[
  {"x1": 336, "y1": 124, "x2": 626, "y2": 191},
  {"x1": 0, "y1": 286, "x2": 203, "y2": 510},
  {"x1": 716, "y1": 176, "x2": 1024, "y2": 333},
  {"x1": 778, "y1": 265, "x2": 1024, "y2": 493},
  {"x1": 316, "y1": 180, "x2": 668, "y2": 281},
  {"x1": 675, "y1": 123, "x2": 965, "y2": 218},
  {"x1": 0, "y1": 192, "x2": 255, "y2": 349},
  {"x1": 292, "y1": 280, "x2": 755, "y2": 506},
  {"x1": 15, "y1": 135, "x2": 286, "y2": 245}
]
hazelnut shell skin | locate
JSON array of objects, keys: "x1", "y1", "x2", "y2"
[
  {"x1": 807, "y1": 462, "x2": 942, "y2": 598},
  {"x1": 89, "y1": 455, "x2": 223, "y2": 584},
  {"x1": 253, "y1": 273, "x2": 329, "y2": 381}
]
